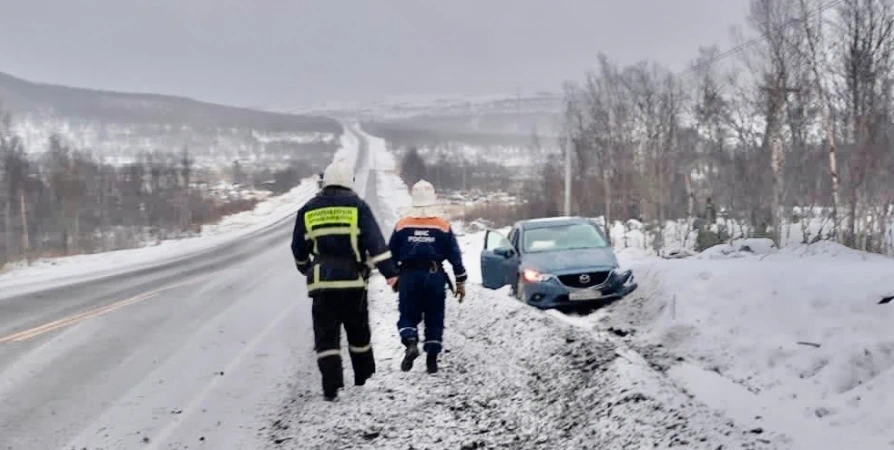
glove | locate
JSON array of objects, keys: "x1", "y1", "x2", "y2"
[
  {"x1": 455, "y1": 282, "x2": 466, "y2": 303},
  {"x1": 387, "y1": 277, "x2": 399, "y2": 292}
]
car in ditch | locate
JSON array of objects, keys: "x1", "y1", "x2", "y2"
[{"x1": 479, "y1": 216, "x2": 637, "y2": 311}]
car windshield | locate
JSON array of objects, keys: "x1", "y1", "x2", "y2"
[{"x1": 522, "y1": 223, "x2": 608, "y2": 253}]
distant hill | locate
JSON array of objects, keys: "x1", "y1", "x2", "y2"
[
  {"x1": 0, "y1": 71, "x2": 342, "y2": 172},
  {"x1": 0, "y1": 71, "x2": 341, "y2": 134},
  {"x1": 309, "y1": 92, "x2": 564, "y2": 148}
]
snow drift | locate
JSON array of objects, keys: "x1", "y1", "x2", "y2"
[{"x1": 593, "y1": 242, "x2": 894, "y2": 448}]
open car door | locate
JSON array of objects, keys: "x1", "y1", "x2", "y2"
[{"x1": 480, "y1": 230, "x2": 518, "y2": 289}]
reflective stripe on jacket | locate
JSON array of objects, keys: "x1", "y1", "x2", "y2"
[{"x1": 291, "y1": 186, "x2": 398, "y2": 293}]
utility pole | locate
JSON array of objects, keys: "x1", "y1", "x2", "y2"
[
  {"x1": 563, "y1": 101, "x2": 573, "y2": 216},
  {"x1": 563, "y1": 135, "x2": 572, "y2": 216}
]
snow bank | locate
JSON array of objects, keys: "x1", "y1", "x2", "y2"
[
  {"x1": 199, "y1": 183, "x2": 316, "y2": 236},
  {"x1": 0, "y1": 180, "x2": 319, "y2": 297},
  {"x1": 596, "y1": 248, "x2": 894, "y2": 448}
]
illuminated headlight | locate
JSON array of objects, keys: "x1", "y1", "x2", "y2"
[{"x1": 523, "y1": 269, "x2": 553, "y2": 283}]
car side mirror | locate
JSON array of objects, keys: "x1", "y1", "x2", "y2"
[{"x1": 494, "y1": 247, "x2": 514, "y2": 258}]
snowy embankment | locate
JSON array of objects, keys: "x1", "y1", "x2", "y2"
[
  {"x1": 579, "y1": 242, "x2": 894, "y2": 449},
  {"x1": 457, "y1": 220, "x2": 894, "y2": 448},
  {"x1": 0, "y1": 130, "x2": 362, "y2": 296},
  {"x1": 267, "y1": 128, "x2": 770, "y2": 449}
]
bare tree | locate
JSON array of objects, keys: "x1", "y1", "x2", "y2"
[
  {"x1": 747, "y1": 0, "x2": 806, "y2": 243},
  {"x1": 835, "y1": 0, "x2": 894, "y2": 250},
  {"x1": 799, "y1": 0, "x2": 844, "y2": 241}
]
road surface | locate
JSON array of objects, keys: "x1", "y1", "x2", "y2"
[{"x1": 0, "y1": 132, "x2": 385, "y2": 449}]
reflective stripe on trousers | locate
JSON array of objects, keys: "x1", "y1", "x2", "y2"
[{"x1": 317, "y1": 349, "x2": 341, "y2": 359}]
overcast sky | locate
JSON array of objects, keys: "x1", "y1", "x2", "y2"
[{"x1": 0, "y1": 0, "x2": 749, "y2": 110}]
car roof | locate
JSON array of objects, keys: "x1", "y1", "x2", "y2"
[{"x1": 516, "y1": 216, "x2": 592, "y2": 230}]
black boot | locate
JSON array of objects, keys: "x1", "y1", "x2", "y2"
[
  {"x1": 323, "y1": 386, "x2": 339, "y2": 401},
  {"x1": 426, "y1": 352, "x2": 438, "y2": 374},
  {"x1": 319, "y1": 359, "x2": 344, "y2": 401},
  {"x1": 352, "y1": 349, "x2": 375, "y2": 386},
  {"x1": 401, "y1": 338, "x2": 420, "y2": 372}
]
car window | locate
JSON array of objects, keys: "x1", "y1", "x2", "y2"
[
  {"x1": 522, "y1": 222, "x2": 609, "y2": 253},
  {"x1": 485, "y1": 231, "x2": 511, "y2": 250}
]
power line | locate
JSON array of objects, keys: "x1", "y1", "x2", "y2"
[{"x1": 678, "y1": 0, "x2": 845, "y2": 78}]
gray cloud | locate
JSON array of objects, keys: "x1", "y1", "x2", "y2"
[{"x1": 0, "y1": 0, "x2": 748, "y2": 109}]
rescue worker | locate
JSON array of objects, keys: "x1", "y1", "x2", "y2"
[
  {"x1": 291, "y1": 159, "x2": 398, "y2": 401},
  {"x1": 388, "y1": 180, "x2": 467, "y2": 374}
]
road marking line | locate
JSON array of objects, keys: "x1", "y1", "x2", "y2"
[
  {"x1": 1, "y1": 292, "x2": 158, "y2": 343},
  {"x1": 0, "y1": 274, "x2": 211, "y2": 344}
]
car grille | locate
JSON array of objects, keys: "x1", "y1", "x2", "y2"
[{"x1": 558, "y1": 271, "x2": 611, "y2": 288}]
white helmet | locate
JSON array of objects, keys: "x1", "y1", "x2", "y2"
[
  {"x1": 322, "y1": 159, "x2": 354, "y2": 189},
  {"x1": 411, "y1": 180, "x2": 438, "y2": 208}
]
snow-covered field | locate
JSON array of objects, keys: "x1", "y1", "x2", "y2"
[
  {"x1": 12, "y1": 114, "x2": 337, "y2": 160},
  {"x1": 410, "y1": 143, "x2": 550, "y2": 168}
]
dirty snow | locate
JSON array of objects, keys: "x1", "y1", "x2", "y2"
[{"x1": 267, "y1": 128, "x2": 774, "y2": 450}]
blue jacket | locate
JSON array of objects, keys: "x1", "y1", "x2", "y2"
[
  {"x1": 291, "y1": 186, "x2": 398, "y2": 293},
  {"x1": 388, "y1": 216, "x2": 467, "y2": 283}
]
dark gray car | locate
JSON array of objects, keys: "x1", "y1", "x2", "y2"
[{"x1": 479, "y1": 216, "x2": 637, "y2": 310}]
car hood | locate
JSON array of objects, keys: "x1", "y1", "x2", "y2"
[{"x1": 521, "y1": 247, "x2": 618, "y2": 275}]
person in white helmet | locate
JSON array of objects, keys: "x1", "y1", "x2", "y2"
[
  {"x1": 291, "y1": 159, "x2": 399, "y2": 401},
  {"x1": 388, "y1": 180, "x2": 467, "y2": 374}
]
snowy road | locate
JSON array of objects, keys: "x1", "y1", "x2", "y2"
[
  {"x1": 0, "y1": 136, "x2": 361, "y2": 449},
  {"x1": 0, "y1": 202, "x2": 317, "y2": 450}
]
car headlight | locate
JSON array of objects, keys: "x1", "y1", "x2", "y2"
[
  {"x1": 522, "y1": 269, "x2": 553, "y2": 283},
  {"x1": 617, "y1": 270, "x2": 634, "y2": 287}
]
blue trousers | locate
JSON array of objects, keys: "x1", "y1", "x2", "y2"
[{"x1": 397, "y1": 269, "x2": 447, "y2": 354}]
